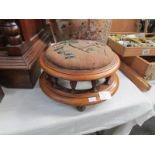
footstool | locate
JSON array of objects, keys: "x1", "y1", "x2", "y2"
[{"x1": 39, "y1": 39, "x2": 120, "y2": 111}]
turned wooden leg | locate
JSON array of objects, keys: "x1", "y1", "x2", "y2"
[
  {"x1": 104, "y1": 76, "x2": 110, "y2": 85},
  {"x1": 2, "y1": 20, "x2": 23, "y2": 56},
  {"x1": 45, "y1": 73, "x2": 53, "y2": 81},
  {"x1": 46, "y1": 74, "x2": 58, "y2": 88},
  {"x1": 45, "y1": 73, "x2": 50, "y2": 80},
  {"x1": 76, "y1": 106, "x2": 86, "y2": 112},
  {"x1": 70, "y1": 81, "x2": 77, "y2": 93},
  {"x1": 53, "y1": 77, "x2": 58, "y2": 88},
  {"x1": 91, "y1": 80, "x2": 98, "y2": 92}
]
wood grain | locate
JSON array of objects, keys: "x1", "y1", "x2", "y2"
[
  {"x1": 39, "y1": 72, "x2": 119, "y2": 106},
  {"x1": 0, "y1": 19, "x2": 50, "y2": 88},
  {"x1": 120, "y1": 61, "x2": 151, "y2": 91}
]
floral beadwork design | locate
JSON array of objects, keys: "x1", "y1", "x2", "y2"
[
  {"x1": 52, "y1": 40, "x2": 105, "y2": 59},
  {"x1": 53, "y1": 41, "x2": 75, "y2": 59}
]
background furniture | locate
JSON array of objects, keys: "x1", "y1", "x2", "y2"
[
  {"x1": 0, "y1": 19, "x2": 49, "y2": 88},
  {"x1": 111, "y1": 19, "x2": 150, "y2": 33},
  {"x1": 109, "y1": 19, "x2": 154, "y2": 91},
  {"x1": 111, "y1": 19, "x2": 139, "y2": 32},
  {"x1": 0, "y1": 19, "x2": 149, "y2": 89},
  {"x1": 0, "y1": 71, "x2": 153, "y2": 134},
  {"x1": 110, "y1": 19, "x2": 152, "y2": 33}
]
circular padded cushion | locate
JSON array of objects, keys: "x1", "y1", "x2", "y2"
[{"x1": 45, "y1": 40, "x2": 115, "y2": 70}]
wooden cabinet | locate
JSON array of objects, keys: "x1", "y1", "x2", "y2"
[{"x1": 0, "y1": 19, "x2": 50, "y2": 88}]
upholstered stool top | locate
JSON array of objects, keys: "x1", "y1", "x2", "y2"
[{"x1": 45, "y1": 40, "x2": 115, "y2": 70}]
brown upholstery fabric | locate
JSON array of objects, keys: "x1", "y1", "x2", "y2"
[
  {"x1": 52, "y1": 19, "x2": 112, "y2": 44},
  {"x1": 45, "y1": 40, "x2": 115, "y2": 70}
]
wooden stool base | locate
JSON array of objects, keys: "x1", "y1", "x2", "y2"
[{"x1": 39, "y1": 72, "x2": 119, "y2": 109}]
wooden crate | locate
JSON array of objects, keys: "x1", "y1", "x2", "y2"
[
  {"x1": 108, "y1": 33, "x2": 155, "y2": 57},
  {"x1": 123, "y1": 56, "x2": 155, "y2": 80},
  {"x1": 120, "y1": 61, "x2": 151, "y2": 91}
]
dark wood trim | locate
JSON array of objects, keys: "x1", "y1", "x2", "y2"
[{"x1": 0, "y1": 27, "x2": 50, "y2": 88}]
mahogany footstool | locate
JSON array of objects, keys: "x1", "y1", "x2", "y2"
[{"x1": 39, "y1": 40, "x2": 120, "y2": 111}]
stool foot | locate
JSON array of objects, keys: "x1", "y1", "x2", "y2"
[{"x1": 76, "y1": 106, "x2": 86, "y2": 112}]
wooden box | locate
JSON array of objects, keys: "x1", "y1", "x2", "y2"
[
  {"x1": 108, "y1": 33, "x2": 155, "y2": 57},
  {"x1": 123, "y1": 56, "x2": 155, "y2": 80},
  {"x1": 109, "y1": 20, "x2": 153, "y2": 91}
]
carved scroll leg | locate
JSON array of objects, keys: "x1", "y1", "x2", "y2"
[
  {"x1": 70, "y1": 81, "x2": 77, "y2": 93},
  {"x1": 104, "y1": 76, "x2": 111, "y2": 85},
  {"x1": 76, "y1": 106, "x2": 86, "y2": 112},
  {"x1": 91, "y1": 80, "x2": 99, "y2": 92}
]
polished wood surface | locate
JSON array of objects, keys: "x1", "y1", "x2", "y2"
[
  {"x1": 19, "y1": 19, "x2": 43, "y2": 41},
  {"x1": 0, "y1": 19, "x2": 50, "y2": 88},
  {"x1": 123, "y1": 56, "x2": 155, "y2": 81},
  {"x1": 120, "y1": 61, "x2": 151, "y2": 91},
  {"x1": 39, "y1": 72, "x2": 119, "y2": 106},
  {"x1": 39, "y1": 45, "x2": 120, "y2": 109}
]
